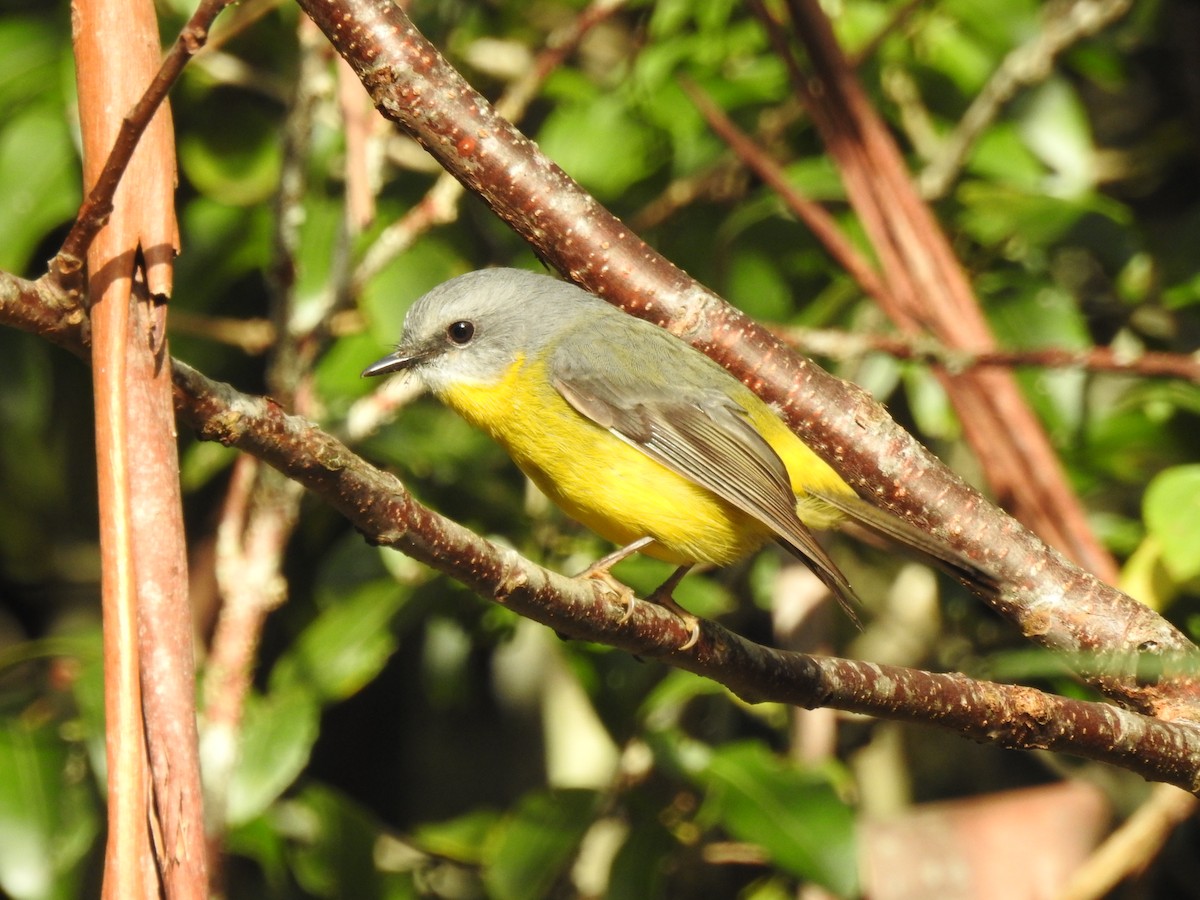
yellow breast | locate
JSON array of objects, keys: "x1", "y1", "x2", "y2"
[
  {"x1": 739, "y1": 396, "x2": 854, "y2": 531},
  {"x1": 437, "y1": 354, "x2": 852, "y2": 566}
]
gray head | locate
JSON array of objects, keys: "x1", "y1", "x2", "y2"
[{"x1": 361, "y1": 268, "x2": 608, "y2": 395}]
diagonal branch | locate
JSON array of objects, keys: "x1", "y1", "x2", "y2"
[
  {"x1": 4, "y1": 270, "x2": 1200, "y2": 788},
  {"x1": 52, "y1": 0, "x2": 234, "y2": 297},
  {"x1": 778, "y1": 327, "x2": 1200, "y2": 383},
  {"x1": 292, "y1": 0, "x2": 1200, "y2": 719},
  {"x1": 680, "y1": 76, "x2": 891, "y2": 308},
  {"x1": 171, "y1": 357, "x2": 1200, "y2": 792},
  {"x1": 766, "y1": 0, "x2": 1117, "y2": 581}
]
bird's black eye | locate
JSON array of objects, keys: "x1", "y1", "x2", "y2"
[{"x1": 447, "y1": 320, "x2": 475, "y2": 345}]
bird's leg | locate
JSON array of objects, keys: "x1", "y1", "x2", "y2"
[
  {"x1": 577, "y1": 539, "x2": 701, "y2": 650},
  {"x1": 647, "y1": 565, "x2": 700, "y2": 650},
  {"x1": 577, "y1": 536, "x2": 656, "y2": 580},
  {"x1": 576, "y1": 536, "x2": 656, "y2": 618}
]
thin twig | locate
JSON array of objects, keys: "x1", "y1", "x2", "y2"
[
  {"x1": 263, "y1": 16, "x2": 327, "y2": 405},
  {"x1": 201, "y1": 458, "x2": 300, "y2": 850},
  {"x1": 630, "y1": 157, "x2": 748, "y2": 232},
  {"x1": 919, "y1": 0, "x2": 1135, "y2": 199},
  {"x1": 633, "y1": 0, "x2": 918, "y2": 234},
  {"x1": 681, "y1": 76, "x2": 892, "y2": 307},
  {"x1": 199, "y1": 20, "x2": 324, "y2": 874},
  {"x1": 53, "y1": 0, "x2": 234, "y2": 295},
  {"x1": 777, "y1": 325, "x2": 1200, "y2": 383},
  {"x1": 339, "y1": 55, "x2": 378, "y2": 232},
  {"x1": 167, "y1": 309, "x2": 277, "y2": 354},
  {"x1": 847, "y1": 0, "x2": 924, "y2": 68},
  {"x1": 765, "y1": 0, "x2": 1118, "y2": 579},
  {"x1": 1056, "y1": 784, "x2": 1197, "y2": 900}
]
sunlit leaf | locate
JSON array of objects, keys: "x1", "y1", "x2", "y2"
[
  {"x1": 0, "y1": 722, "x2": 97, "y2": 900},
  {"x1": 0, "y1": 110, "x2": 78, "y2": 273},
  {"x1": 226, "y1": 688, "x2": 320, "y2": 826},
  {"x1": 699, "y1": 744, "x2": 857, "y2": 896},
  {"x1": 482, "y1": 789, "x2": 600, "y2": 900},
  {"x1": 537, "y1": 95, "x2": 662, "y2": 199},
  {"x1": 270, "y1": 580, "x2": 408, "y2": 703},
  {"x1": 413, "y1": 809, "x2": 500, "y2": 863},
  {"x1": 285, "y1": 784, "x2": 410, "y2": 900},
  {"x1": 1145, "y1": 465, "x2": 1200, "y2": 582}
]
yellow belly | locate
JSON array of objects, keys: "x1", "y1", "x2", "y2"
[{"x1": 438, "y1": 355, "x2": 851, "y2": 566}]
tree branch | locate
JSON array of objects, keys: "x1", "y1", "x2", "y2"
[
  {"x1": 54, "y1": 0, "x2": 234, "y2": 297},
  {"x1": 766, "y1": 0, "x2": 1117, "y2": 580},
  {"x1": 171, "y1": 357, "x2": 1200, "y2": 791},
  {"x1": 918, "y1": 0, "x2": 1135, "y2": 199},
  {"x1": 292, "y1": 0, "x2": 1200, "y2": 719},
  {"x1": 3, "y1": 269, "x2": 1200, "y2": 788}
]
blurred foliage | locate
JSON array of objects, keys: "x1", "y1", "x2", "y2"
[{"x1": 1, "y1": 0, "x2": 1199, "y2": 896}]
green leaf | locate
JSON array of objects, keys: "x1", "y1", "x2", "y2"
[
  {"x1": 1015, "y1": 79, "x2": 1096, "y2": 198},
  {"x1": 607, "y1": 817, "x2": 674, "y2": 900},
  {"x1": 284, "y1": 784, "x2": 410, "y2": 900},
  {"x1": 0, "y1": 109, "x2": 79, "y2": 273},
  {"x1": 174, "y1": 196, "x2": 273, "y2": 306},
  {"x1": 640, "y1": 671, "x2": 730, "y2": 733},
  {"x1": 943, "y1": 0, "x2": 1040, "y2": 51},
  {"x1": 917, "y1": 16, "x2": 995, "y2": 93},
  {"x1": 0, "y1": 721, "x2": 98, "y2": 900},
  {"x1": 700, "y1": 743, "x2": 856, "y2": 895},
  {"x1": 178, "y1": 93, "x2": 281, "y2": 204},
  {"x1": 1144, "y1": 466, "x2": 1200, "y2": 582},
  {"x1": 536, "y1": 95, "x2": 661, "y2": 199},
  {"x1": 966, "y1": 123, "x2": 1047, "y2": 191},
  {"x1": 986, "y1": 283, "x2": 1092, "y2": 438},
  {"x1": 957, "y1": 182, "x2": 1097, "y2": 249},
  {"x1": 901, "y1": 365, "x2": 958, "y2": 442},
  {"x1": 226, "y1": 688, "x2": 320, "y2": 826},
  {"x1": 179, "y1": 440, "x2": 237, "y2": 493},
  {"x1": 358, "y1": 237, "x2": 468, "y2": 345},
  {"x1": 610, "y1": 554, "x2": 735, "y2": 622},
  {"x1": 482, "y1": 789, "x2": 600, "y2": 900},
  {"x1": 0, "y1": 18, "x2": 61, "y2": 115},
  {"x1": 727, "y1": 251, "x2": 793, "y2": 322},
  {"x1": 270, "y1": 580, "x2": 407, "y2": 703},
  {"x1": 225, "y1": 814, "x2": 292, "y2": 896},
  {"x1": 413, "y1": 809, "x2": 500, "y2": 863},
  {"x1": 741, "y1": 876, "x2": 797, "y2": 900},
  {"x1": 315, "y1": 328, "x2": 391, "y2": 405}
]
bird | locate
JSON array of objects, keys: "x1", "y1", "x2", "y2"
[{"x1": 363, "y1": 268, "x2": 986, "y2": 642}]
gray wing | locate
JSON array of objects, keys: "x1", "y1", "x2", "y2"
[{"x1": 550, "y1": 320, "x2": 859, "y2": 612}]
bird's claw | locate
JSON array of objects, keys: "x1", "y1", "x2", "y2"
[
  {"x1": 647, "y1": 588, "x2": 701, "y2": 651},
  {"x1": 581, "y1": 567, "x2": 638, "y2": 622},
  {"x1": 617, "y1": 592, "x2": 638, "y2": 625},
  {"x1": 677, "y1": 617, "x2": 701, "y2": 651},
  {"x1": 579, "y1": 555, "x2": 702, "y2": 651}
]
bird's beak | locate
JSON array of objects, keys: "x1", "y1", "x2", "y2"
[{"x1": 360, "y1": 346, "x2": 430, "y2": 378}]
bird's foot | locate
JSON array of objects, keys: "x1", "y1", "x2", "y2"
[
  {"x1": 580, "y1": 566, "x2": 639, "y2": 622},
  {"x1": 647, "y1": 565, "x2": 701, "y2": 650},
  {"x1": 576, "y1": 537, "x2": 655, "y2": 624},
  {"x1": 577, "y1": 542, "x2": 701, "y2": 650}
]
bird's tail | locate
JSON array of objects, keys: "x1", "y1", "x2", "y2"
[{"x1": 810, "y1": 489, "x2": 999, "y2": 599}]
